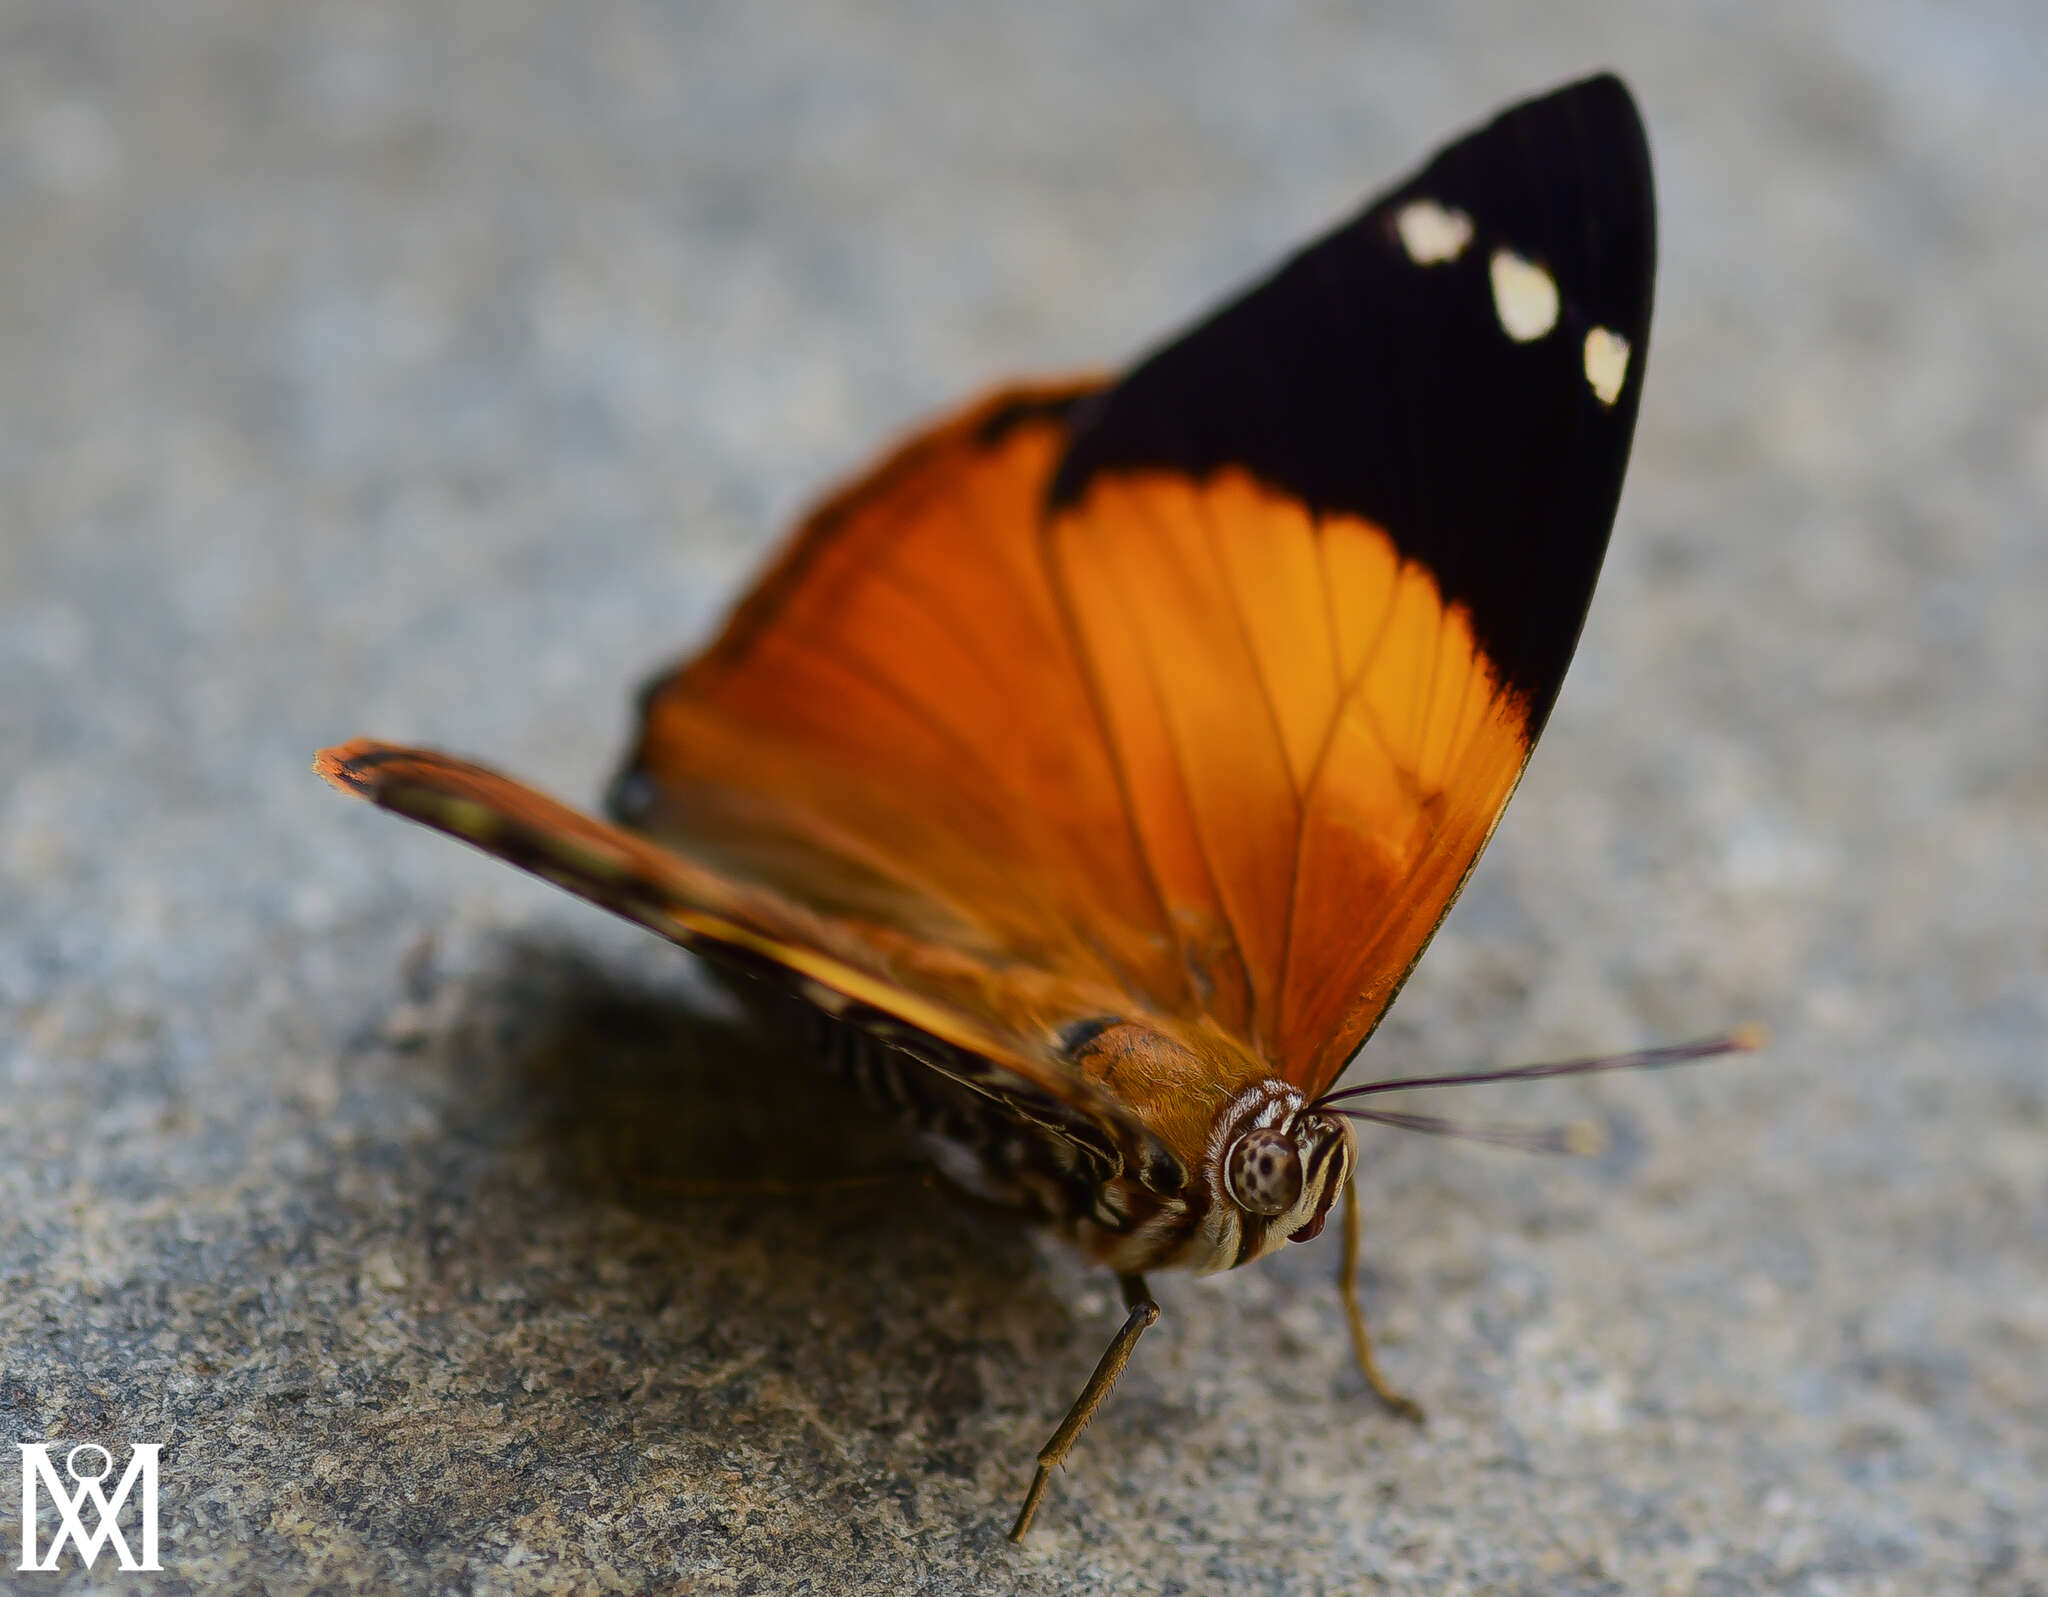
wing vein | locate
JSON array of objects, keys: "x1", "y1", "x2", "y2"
[
  {"x1": 784, "y1": 631, "x2": 1082, "y2": 943},
  {"x1": 1038, "y1": 512, "x2": 1195, "y2": 1012},
  {"x1": 1298, "y1": 553, "x2": 1406, "y2": 807},
  {"x1": 1277, "y1": 515, "x2": 1346, "y2": 1056},
  {"x1": 1315, "y1": 514, "x2": 1347, "y2": 707},
  {"x1": 1195, "y1": 485, "x2": 1304, "y2": 809},
  {"x1": 1121, "y1": 486, "x2": 1259, "y2": 1026}
]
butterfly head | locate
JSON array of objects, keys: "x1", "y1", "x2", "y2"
[{"x1": 1200, "y1": 1080, "x2": 1354, "y2": 1270}]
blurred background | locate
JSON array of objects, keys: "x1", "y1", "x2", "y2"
[{"x1": 2, "y1": 2, "x2": 2042, "y2": 1591}]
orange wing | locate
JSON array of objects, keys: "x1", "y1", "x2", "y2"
[
  {"x1": 613, "y1": 383, "x2": 1177, "y2": 1007},
  {"x1": 1043, "y1": 469, "x2": 1534, "y2": 1091},
  {"x1": 612, "y1": 76, "x2": 1656, "y2": 1099},
  {"x1": 323, "y1": 76, "x2": 1655, "y2": 1136},
  {"x1": 614, "y1": 392, "x2": 1531, "y2": 1102}
]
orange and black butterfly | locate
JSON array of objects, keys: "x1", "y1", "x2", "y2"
[{"x1": 319, "y1": 75, "x2": 1754, "y2": 1539}]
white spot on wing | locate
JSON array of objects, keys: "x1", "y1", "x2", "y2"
[
  {"x1": 1489, "y1": 249, "x2": 1559, "y2": 342},
  {"x1": 1394, "y1": 199, "x2": 1473, "y2": 265},
  {"x1": 1583, "y1": 326, "x2": 1631, "y2": 405}
]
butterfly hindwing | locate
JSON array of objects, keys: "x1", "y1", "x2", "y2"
[{"x1": 315, "y1": 740, "x2": 1182, "y2": 1190}]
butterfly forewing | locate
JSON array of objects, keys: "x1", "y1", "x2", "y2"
[
  {"x1": 1044, "y1": 74, "x2": 1655, "y2": 1089},
  {"x1": 611, "y1": 74, "x2": 1655, "y2": 1103}
]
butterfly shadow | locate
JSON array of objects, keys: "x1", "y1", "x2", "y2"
[{"x1": 363, "y1": 930, "x2": 1078, "y2": 1546}]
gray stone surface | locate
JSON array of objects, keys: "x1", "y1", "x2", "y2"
[{"x1": 3, "y1": 2, "x2": 2044, "y2": 1591}]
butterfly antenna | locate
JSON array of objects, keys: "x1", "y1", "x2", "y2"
[
  {"x1": 1328, "y1": 1107, "x2": 1611, "y2": 1156},
  {"x1": 1310, "y1": 1025, "x2": 1765, "y2": 1112}
]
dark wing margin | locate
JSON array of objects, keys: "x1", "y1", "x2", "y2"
[{"x1": 1050, "y1": 72, "x2": 1656, "y2": 734}]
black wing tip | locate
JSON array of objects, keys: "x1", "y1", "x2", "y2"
[
  {"x1": 1405, "y1": 70, "x2": 1657, "y2": 727},
  {"x1": 1522, "y1": 70, "x2": 1641, "y2": 119},
  {"x1": 1050, "y1": 76, "x2": 1659, "y2": 717},
  {"x1": 1406, "y1": 70, "x2": 1656, "y2": 336},
  {"x1": 1480, "y1": 72, "x2": 1646, "y2": 155}
]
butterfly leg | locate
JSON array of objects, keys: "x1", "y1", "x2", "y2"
[
  {"x1": 1340, "y1": 1176, "x2": 1425, "y2": 1423},
  {"x1": 1008, "y1": 1272, "x2": 1158, "y2": 1543}
]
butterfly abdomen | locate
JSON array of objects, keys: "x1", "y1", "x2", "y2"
[
  {"x1": 750, "y1": 987, "x2": 1201, "y2": 1259},
  {"x1": 779, "y1": 995, "x2": 1094, "y2": 1207}
]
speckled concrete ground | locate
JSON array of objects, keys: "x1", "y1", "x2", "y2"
[{"x1": 3, "y1": 3, "x2": 2044, "y2": 1593}]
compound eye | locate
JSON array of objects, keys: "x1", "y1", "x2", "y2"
[{"x1": 1225, "y1": 1128, "x2": 1303, "y2": 1216}]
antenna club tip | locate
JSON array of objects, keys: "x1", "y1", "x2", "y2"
[{"x1": 1726, "y1": 1022, "x2": 1769, "y2": 1053}]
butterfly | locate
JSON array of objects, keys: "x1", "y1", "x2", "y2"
[{"x1": 318, "y1": 74, "x2": 1754, "y2": 1540}]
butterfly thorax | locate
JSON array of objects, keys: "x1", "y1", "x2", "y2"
[{"x1": 1056, "y1": 1019, "x2": 1355, "y2": 1272}]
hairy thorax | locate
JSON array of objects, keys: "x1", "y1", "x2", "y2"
[{"x1": 1038, "y1": 1021, "x2": 1355, "y2": 1274}]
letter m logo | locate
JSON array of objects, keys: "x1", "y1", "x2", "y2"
[{"x1": 18, "y1": 1444, "x2": 162, "y2": 1572}]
